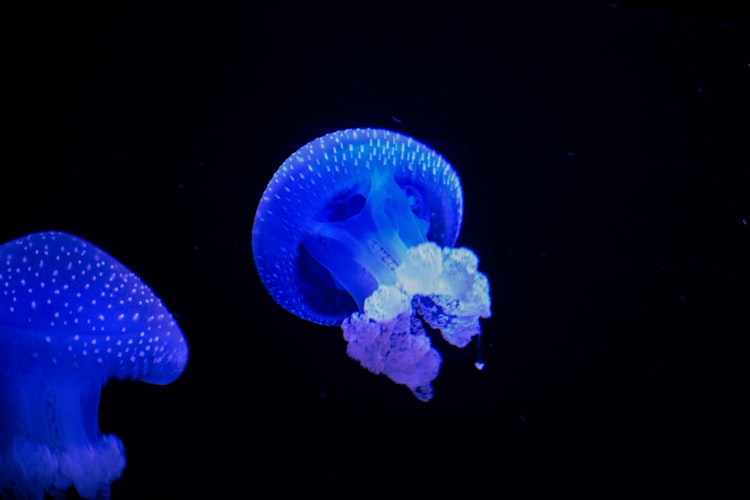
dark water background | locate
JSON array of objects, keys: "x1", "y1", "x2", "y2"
[{"x1": 3, "y1": 1, "x2": 748, "y2": 498}]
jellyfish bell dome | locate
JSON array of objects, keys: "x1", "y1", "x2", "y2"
[
  {"x1": 252, "y1": 128, "x2": 491, "y2": 402},
  {"x1": 252, "y1": 127, "x2": 465, "y2": 326}
]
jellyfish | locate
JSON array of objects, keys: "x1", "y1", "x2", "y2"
[
  {"x1": 0, "y1": 231, "x2": 189, "y2": 500},
  {"x1": 252, "y1": 128, "x2": 491, "y2": 402}
]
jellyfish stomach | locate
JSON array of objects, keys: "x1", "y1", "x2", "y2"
[{"x1": 303, "y1": 166, "x2": 430, "y2": 310}]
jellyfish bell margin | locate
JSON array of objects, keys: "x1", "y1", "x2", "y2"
[
  {"x1": 0, "y1": 231, "x2": 189, "y2": 500},
  {"x1": 252, "y1": 128, "x2": 492, "y2": 402}
]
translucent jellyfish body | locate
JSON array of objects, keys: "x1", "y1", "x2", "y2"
[
  {"x1": 0, "y1": 231, "x2": 189, "y2": 499},
  {"x1": 253, "y1": 128, "x2": 491, "y2": 401}
]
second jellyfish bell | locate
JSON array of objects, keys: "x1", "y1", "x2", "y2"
[{"x1": 252, "y1": 128, "x2": 491, "y2": 402}]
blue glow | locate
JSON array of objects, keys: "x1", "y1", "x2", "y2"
[
  {"x1": 0, "y1": 231, "x2": 189, "y2": 499},
  {"x1": 253, "y1": 128, "x2": 491, "y2": 401}
]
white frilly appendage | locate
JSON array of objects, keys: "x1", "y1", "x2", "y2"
[
  {"x1": 341, "y1": 242, "x2": 491, "y2": 401},
  {"x1": 0, "y1": 434, "x2": 125, "y2": 500}
]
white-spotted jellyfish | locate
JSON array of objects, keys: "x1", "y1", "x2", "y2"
[
  {"x1": 252, "y1": 128, "x2": 491, "y2": 402},
  {"x1": 0, "y1": 231, "x2": 189, "y2": 499}
]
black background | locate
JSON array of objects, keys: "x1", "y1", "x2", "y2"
[{"x1": 3, "y1": 1, "x2": 748, "y2": 498}]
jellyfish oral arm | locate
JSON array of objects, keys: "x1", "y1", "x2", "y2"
[
  {"x1": 341, "y1": 242, "x2": 492, "y2": 402},
  {"x1": 343, "y1": 308, "x2": 442, "y2": 402},
  {"x1": 403, "y1": 244, "x2": 492, "y2": 348},
  {"x1": 0, "y1": 327, "x2": 125, "y2": 500}
]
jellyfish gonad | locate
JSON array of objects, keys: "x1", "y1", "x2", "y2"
[
  {"x1": 0, "y1": 231, "x2": 189, "y2": 499},
  {"x1": 252, "y1": 128, "x2": 491, "y2": 402}
]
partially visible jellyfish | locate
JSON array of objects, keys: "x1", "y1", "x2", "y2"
[
  {"x1": 252, "y1": 128, "x2": 491, "y2": 402},
  {"x1": 0, "y1": 231, "x2": 189, "y2": 499}
]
